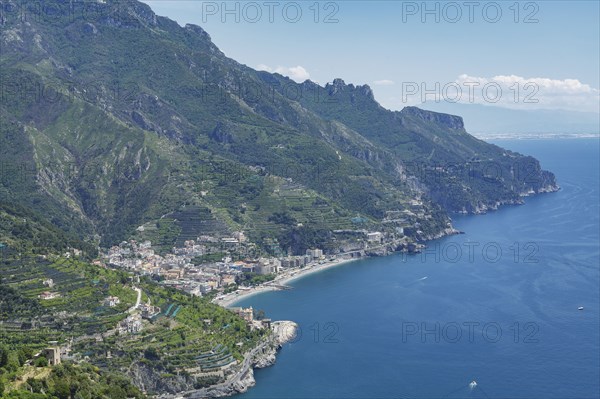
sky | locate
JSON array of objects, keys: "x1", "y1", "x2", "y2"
[{"x1": 140, "y1": 1, "x2": 600, "y2": 115}]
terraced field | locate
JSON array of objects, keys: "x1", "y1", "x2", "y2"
[{"x1": 1, "y1": 251, "x2": 270, "y2": 396}]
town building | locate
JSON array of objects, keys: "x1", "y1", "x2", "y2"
[
  {"x1": 118, "y1": 314, "x2": 142, "y2": 334},
  {"x1": 44, "y1": 347, "x2": 61, "y2": 366},
  {"x1": 140, "y1": 304, "x2": 161, "y2": 319},
  {"x1": 42, "y1": 279, "x2": 54, "y2": 288},
  {"x1": 306, "y1": 248, "x2": 323, "y2": 259},
  {"x1": 38, "y1": 291, "x2": 60, "y2": 300},
  {"x1": 162, "y1": 268, "x2": 184, "y2": 280},
  {"x1": 366, "y1": 231, "x2": 383, "y2": 243},
  {"x1": 231, "y1": 307, "x2": 254, "y2": 322},
  {"x1": 103, "y1": 296, "x2": 121, "y2": 307}
]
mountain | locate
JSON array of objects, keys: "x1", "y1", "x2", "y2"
[{"x1": 0, "y1": 0, "x2": 557, "y2": 256}]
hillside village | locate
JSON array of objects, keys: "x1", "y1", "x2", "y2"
[{"x1": 103, "y1": 222, "x2": 422, "y2": 300}]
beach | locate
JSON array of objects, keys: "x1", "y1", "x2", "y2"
[{"x1": 214, "y1": 257, "x2": 360, "y2": 308}]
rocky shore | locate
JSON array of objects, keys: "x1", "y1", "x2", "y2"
[
  {"x1": 457, "y1": 183, "x2": 560, "y2": 214},
  {"x1": 158, "y1": 321, "x2": 298, "y2": 399}
]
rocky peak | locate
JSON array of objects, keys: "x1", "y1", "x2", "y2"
[
  {"x1": 121, "y1": 0, "x2": 158, "y2": 27},
  {"x1": 359, "y1": 84, "x2": 374, "y2": 100},
  {"x1": 325, "y1": 78, "x2": 374, "y2": 101},
  {"x1": 327, "y1": 78, "x2": 347, "y2": 94},
  {"x1": 184, "y1": 23, "x2": 212, "y2": 42},
  {"x1": 301, "y1": 79, "x2": 320, "y2": 89}
]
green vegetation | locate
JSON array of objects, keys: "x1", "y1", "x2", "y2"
[
  {"x1": 239, "y1": 273, "x2": 276, "y2": 287},
  {"x1": 0, "y1": 285, "x2": 42, "y2": 321},
  {"x1": 192, "y1": 252, "x2": 226, "y2": 265},
  {"x1": 0, "y1": 203, "x2": 97, "y2": 259},
  {"x1": 0, "y1": 250, "x2": 268, "y2": 397},
  {"x1": 1, "y1": 363, "x2": 144, "y2": 399},
  {"x1": 0, "y1": 256, "x2": 136, "y2": 324}
]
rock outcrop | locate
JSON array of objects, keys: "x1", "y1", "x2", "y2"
[
  {"x1": 160, "y1": 321, "x2": 298, "y2": 399},
  {"x1": 400, "y1": 106, "x2": 465, "y2": 130}
]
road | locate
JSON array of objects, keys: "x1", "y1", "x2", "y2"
[
  {"x1": 72, "y1": 286, "x2": 144, "y2": 344},
  {"x1": 129, "y1": 286, "x2": 142, "y2": 313}
]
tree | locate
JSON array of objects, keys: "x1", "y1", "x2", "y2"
[
  {"x1": 34, "y1": 356, "x2": 48, "y2": 367},
  {"x1": 143, "y1": 347, "x2": 159, "y2": 361},
  {"x1": 0, "y1": 345, "x2": 9, "y2": 367},
  {"x1": 53, "y1": 380, "x2": 70, "y2": 399},
  {"x1": 26, "y1": 378, "x2": 44, "y2": 393},
  {"x1": 17, "y1": 349, "x2": 28, "y2": 366}
]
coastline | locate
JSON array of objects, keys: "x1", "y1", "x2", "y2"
[
  {"x1": 214, "y1": 227, "x2": 461, "y2": 309},
  {"x1": 191, "y1": 185, "x2": 559, "y2": 398},
  {"x1": 214, "y1": 257, "x2": 361, "y2": 308},
  {"x1": 158, "y1": 321, "x2": 299, "y2": 399}
]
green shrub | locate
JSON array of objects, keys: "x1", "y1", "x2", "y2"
[{"x1": 34, "y1": 357, "x2": 48, "y2": 367}]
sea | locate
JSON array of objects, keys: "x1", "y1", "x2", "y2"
[{"x1": 234, "y1": 138, "x2": 600, "y2": 399}]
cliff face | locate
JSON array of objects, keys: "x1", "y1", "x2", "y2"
[
  {"x1": 167, "y1": 321, "x2": 298, "y2": 399},
  {"x1": 400, "y1": 106, "x2": 465, "y2": 130},
  {"x1": 130, "y1": 363, "x2": 195, "y2": 395}
]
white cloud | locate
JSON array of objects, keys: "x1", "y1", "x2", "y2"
[
  {"x1": 452, "y1": 74, "x2": 600, "y2": 113},
  {"x1": 373, "y1": 79, "x2": 395, "y2": 86},
  {"x1": 256, "y1": 64, "x2": 310, "y2": 83},
  {"x1": 256, "y1": 64, "x2": 273, "y2": 72}
]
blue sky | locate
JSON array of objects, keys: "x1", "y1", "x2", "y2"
[{"x1": 141, "y1": 1, "x2": 599, "y2": 114}]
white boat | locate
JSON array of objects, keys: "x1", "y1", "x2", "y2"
[
  {"x1": 578, "y1": 306, "x2": 584, "y2": 310},
  {"x1": 469, "y1": 380, "x2": 477, "y2": 389}
]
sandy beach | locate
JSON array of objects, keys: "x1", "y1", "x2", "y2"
[{"x1": 214, "y1": 257, "x2": 361, "y2": 308}]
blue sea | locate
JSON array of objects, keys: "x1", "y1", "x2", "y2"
[{"x1": 235, "y1": 139, "x2": 600, "y2": 399}]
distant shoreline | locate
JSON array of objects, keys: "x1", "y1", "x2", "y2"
[
  {"x1": 475, "y1": 133, "x2": 600, "y2": 140},
  {"x1": 214, "y1": 257, "x2": 361, "y2": 308}
]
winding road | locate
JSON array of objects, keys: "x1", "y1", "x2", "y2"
[{"x1": 129, "y1": 286, "x2": 142, "y2": 313}]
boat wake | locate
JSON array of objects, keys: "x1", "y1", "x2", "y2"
[{"x1": 403, "y1": 276, "x2": 429, "y2": 288}]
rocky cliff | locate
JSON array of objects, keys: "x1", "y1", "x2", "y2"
[{"x1": 158, "y1": 321, "x2": 298, "y2": 399}]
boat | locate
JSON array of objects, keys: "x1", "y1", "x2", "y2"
[
  {"x1": 578, "y1": 306, "x2": 584, "y2": 310},
  {"x1": 469, "y1": 380, "x2": 477, "y2": 389}
]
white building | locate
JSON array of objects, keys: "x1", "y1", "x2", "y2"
[
  {"x1": 366, "y1": 232, "x2": 383, "y2": 243},
  {"x1": 119, "y1": 315, "x2": 142, "y2": 334},
  {"x1": 104, "y1": 296, "x2": 121, "y2": 307},
  {"x1": 306, "y1": 248, "x2": 323, "y2": 259}
]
